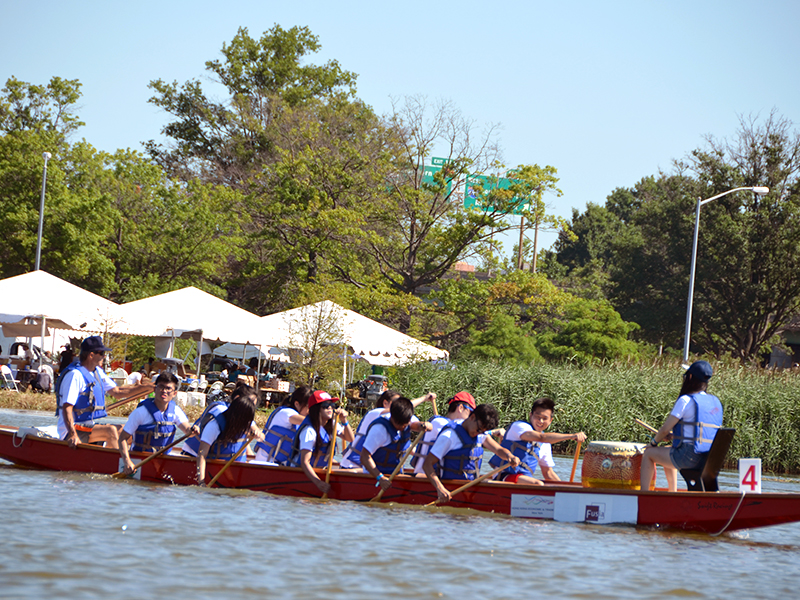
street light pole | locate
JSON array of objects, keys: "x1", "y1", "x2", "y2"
[
  {"x1": 35, "y1": 152, "x2": 52, "y2": 271},
  {"x1": 681, "y1": 185, "x2": 770, "y2": 365}
]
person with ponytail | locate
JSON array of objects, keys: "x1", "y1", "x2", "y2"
[
  {"x1": 195, "y1": 383, "x2": 264, "y2": 485},
  {"x1": 253, "y1": 385, "x2": 313, "y2": 464},
  {"x1": 640, "y1": 360, "x2": 723, "y2": 492},
  {"x1": 287, "y1": 390, "x2": 355, "y2": 495}
]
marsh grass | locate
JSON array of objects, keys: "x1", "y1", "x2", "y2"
[{"x1": 393, "y1": 361, "x2": 800, "y2": 474}]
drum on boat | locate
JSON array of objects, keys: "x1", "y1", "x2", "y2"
[{"x1": 581, "y1": 441, "x2": 647, "y2": 490}]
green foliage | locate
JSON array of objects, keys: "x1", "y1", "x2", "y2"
[
  {"x1": 0, "y1": 76, "x2": 84, "y2": 136},
  {"x1": 535, "y1": 297, "x2": 642, "y2": 363},
  {"x1": 460, "y1": 313, "x2": 542, "y2": 365}
]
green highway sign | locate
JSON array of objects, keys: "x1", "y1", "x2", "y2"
[{"x1": 463, "y1": 173, "x2": 530, "y2": 215}]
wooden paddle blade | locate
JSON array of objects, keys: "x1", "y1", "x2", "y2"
[{"x1": 569, "y1": 440, "x2": 582, "y2": 483}]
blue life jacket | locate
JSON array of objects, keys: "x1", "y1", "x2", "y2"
[
  {"x1": 288, "y1": 416, "x2": 332, "y2": 469},
  {"x1": 206, "y1": 411, "x2": 249, "y2": 462},
  {"x1": 365, "y1": 417, "x2": 412, "y2": 475},
  {"x1": 340, "y1": 408, "x2": 384, "y2": 467},
  {"x1": 254, "y1": 405, "x2": 298, "y2": 464},
  {"x1": 488, "y1": 420, "x2": 541, "y2": 477},
  {"x1": 131, "y1": 398, "x2": 179, "y2": 452},
  {"x1": 409, "y1": 415, "x2": 451, "y2": 469},
  {"x1": 183, "y1": 401, "x2": 229, "y2": 455},
  {"x1": 672, "y1": 392, "x2": 723, "y2": 453},
  {"x1": 438, "y1": 423, "x2": 483, "y2": 481},
  {"x1": 55, "y1": 362, "x2": 108, "y2": 423}
]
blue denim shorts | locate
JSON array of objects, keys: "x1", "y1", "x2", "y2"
[{"x1": 670, "y1": 443, "x2": 705, "y2": 470}]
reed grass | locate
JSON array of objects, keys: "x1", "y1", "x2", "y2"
[{"x1": 392, "y1": 361, "x2": 800, "y2": 475}]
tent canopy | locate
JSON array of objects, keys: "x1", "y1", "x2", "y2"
[
  {"x1": 119, "y1": 287, "x2": 264, "y2": 345},
  {"x1": 0, "y1": 270, "x2": 123, "y2": 333},
  {"x1": 211, "y1": 342, "x2": 291, "y2": 363},
  {"x1": 258, "y1": 300, "x2": 448, "y2": 366}
]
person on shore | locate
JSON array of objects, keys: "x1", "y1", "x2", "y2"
[
  {"x1": 423, "y1": 403, "x2": 520, "y2": 504},
  {"x1": 287, "y1": 390, "x2": 355, "y2": 495},
  {"x1": 411, "y1": 391, "x2": 476, "y2": 476},
  {"x1": 489, "y1": 397, "x2": 587, "y2": 485},
  {"x1": 640, "y1": 360, "x2": 723, "y2": 492},
  {"x1": 253, "y1": 385, "x2": 313, "y2": 464},
  {"x1": 56, "y1": 336, "x2": 154, "y2": 449},
  {"x1": 339, "y1": 389, "x2": 436, "y2": 469},
  {"x1": 118, "y1": 373, "x2": 198, "y2": 474},
  {"x1": 195, "y1": 384, "x2": 264, "y2": 485},
  {"x1": 360, "y1": 396, "x2": 432, "y2": 492}
]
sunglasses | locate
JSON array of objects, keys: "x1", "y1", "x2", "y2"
[{"x1": 319, "y1": 401, "x2": 337, "y2": 410}]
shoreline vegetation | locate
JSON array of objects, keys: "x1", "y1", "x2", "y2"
[{"x1": 3, "y1": 361, "x2": 798, "y2": 474}]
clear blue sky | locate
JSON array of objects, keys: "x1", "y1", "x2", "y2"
[{"x1": 3, "y1": 0, "x2": 799, "y2": 258}]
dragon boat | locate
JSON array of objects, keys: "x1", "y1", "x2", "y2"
[{"x1": 2, "y1": 424, "x2": 799, "y2": 535}]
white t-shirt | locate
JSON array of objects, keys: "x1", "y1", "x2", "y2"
[
  {"x1": 126, "y1": 372, "x2": 143, "y2": 386},
  {"x1": 670, "y1": 393, "x2": 703, "y2": 440},
  {"x1": 340, "y1": 407, "x2": 386, "y2": 468},
  {"x1": 430, "y1": 426, "x2": 486, "y2": 461},
  {"x1": 504, "y1": 421, "x2": 555, "y2": 469},
  {"x1": 297, "y1": 422, "x2": 346, "y2": 454},
  {"x1": 122, "y1": 402, "x2": 189, "y2": 436},
  {"x1": 413, "y1": 415, "x2": 459, "y2": 474},
  {"x1": 57, "y1": 367, "x2": 117, "y2": 439}
]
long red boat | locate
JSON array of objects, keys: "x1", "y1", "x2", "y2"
[{"x1": 2, "y1": 424, "x2": 799, "y2": 534}]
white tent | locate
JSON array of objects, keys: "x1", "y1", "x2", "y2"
[
  {"x1": 258, "y1": 300, "x2": 448, "y2": 367},
  {"x1": 0, "y1": 270, "x2": 124, "y2": 334},
  {"x1": 211, "y1": 342, "x2": 291, "y2": 363},
  {"x1": 119, "y1": 287, "x2": 264, "y2": 344}
]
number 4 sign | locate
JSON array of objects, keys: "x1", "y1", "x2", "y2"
[{"x1": 739, "y1": 458, "x2": 762, "y2": 493}]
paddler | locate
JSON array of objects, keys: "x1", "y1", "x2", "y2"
[
  {"x1": 411, "y1": 391, "x2": 476, "y2": 476},
  {"x1": 422, "y1": 403, "x2": 520, "y2": 504},
  {"x1": 640, "y1": 360, "x2": 723, "y2": 492},
  {"x1": 286, "y1": 390, "x2": 355, "y2": 495},
  {"x1": 195, "y1": 384, "x2": 264, "y2": 485},
  {"x1": 252, "y1": 385, "x2": 313, "y2": 464},
  {"x1": 118, "y1": 373, "x2": 198, "y2": 475},
  {"x1": 56, "y1": 336, "x2": 155, "y2": 449},
  {"x1": 339, "y1": 389, "x2": 437, "y2": 470},
  {"x1": 359, "y1": 396, "x2": 432, "y2": 492},
  {"x1": 489, "y1": 397, "x2": 586, "y2": 485}
]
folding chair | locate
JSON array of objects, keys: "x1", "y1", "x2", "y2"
[{"x1": 1, "y1": 364, "x2": 21, "y2": 392}]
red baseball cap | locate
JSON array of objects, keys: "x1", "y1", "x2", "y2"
[
  {"x1": 309, "y1": 390, "x2": 337, "y2": 407},
  {"x1": 448, "y1": 391, "x2": 476, "y2": 410}
]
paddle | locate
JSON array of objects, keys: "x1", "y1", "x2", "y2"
[
  {"x1": 113, "y1": 431, "x2": 195, "y2": 479},
  {"x1": 106, "y1": 384, "x2": 156, "y2": 411},
  {"x1": 634, "y1": 418, "x2": 659, "y2": 434},
  {"x1": 431, "y1": 396, "x2": 438, "y2": 417},
  {"x1": 207, "y1": 436, "x2": 252, "y2": 488},
  {"x1": 569, "y1": 439, "x2": 582, "y2": 483},
  {"x1": 425, "y1": 461, "x2": 511, "y2": 506},
  {"x1": 320, "y1": 410, "x2": 341, "y2": 500},
  {"x1": 370, "y1": 429, "x2": 426, "y2": 503}
]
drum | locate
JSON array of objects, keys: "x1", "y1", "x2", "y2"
[{"x1": 581, "y1": 441, "x2": 647, "y2": 490}]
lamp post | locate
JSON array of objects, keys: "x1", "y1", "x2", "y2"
[
  {"x1": 35, "y1": 152, "x2": 52, "y2": 271},
  {"x1": 682, "y1": 185, "x2": 770, "y2": 365}
]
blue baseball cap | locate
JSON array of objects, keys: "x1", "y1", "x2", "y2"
[
  {"x1": 81, "y1": 335, "x2": 112, "y2": 353},
  {"x1": 685, "y1": 360, "x2": 713, "y2": 382}
]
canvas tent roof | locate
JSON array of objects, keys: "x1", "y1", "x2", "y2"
[
  {"x1": 211, "y1": 342, "x2": 291, "y2": 363},
  {"x1": 258, "y1": 300, "x2": 448, "y2": 366},
  {"x1": 119, "y1": 287, "x2": 264, "y2": 345},
  {"x1": 0, "y1": 270, "x2": 123, "y2": 334}
]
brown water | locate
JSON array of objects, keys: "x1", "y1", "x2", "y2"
[{"x1": 1, "y1": 409, "x2": 799, "y2": 599}]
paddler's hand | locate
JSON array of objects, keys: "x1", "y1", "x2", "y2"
[
  {"x1": 315, "y1": 479, "x2": 331, "y2": 495},
  {"x1": 190, "y1": 425, "x2": 200, "y2": 437},
  {"x1": 574, "y1": 432, "x2": 587, "y2": 443},
  {"x1": 437, "y1": 487, "x2": 451, "y2": 504},
  {"x1": 377, "y1": 477, "x2": 392, "y2": 492},
  {"x1": 66, "y1": 432, "x2": 80, "y2": 449},
  {"x1": 426, "y1": 392, "x2": 437, "y2": 403},
  {"x1": 121, "y1": 460, "x2": 136, "y2": 476},
  {"x1": 334, "y1": 407, "x2": 349, "y2": 420},
  {"x1": 508, "y1": 455, "x2": 521, "y2": 468}
]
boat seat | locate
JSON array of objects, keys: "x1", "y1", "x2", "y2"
[{"x1": 680, "y1": 427, "x2": 736, "y2": 492}]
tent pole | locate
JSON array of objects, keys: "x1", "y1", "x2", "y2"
[
  {"x1": 197, "y1": 331, "x2": 203, "y2": 378},
  {"x1": 40, "y1": 316, "x2": 47, "y2": 367}
]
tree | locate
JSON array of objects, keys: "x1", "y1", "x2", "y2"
[
  {"x1": 460, "y1": 313, "x2": 542, "y2": 365},
  {"x1": 534, "y1": 297, "x2": 642, "y2": 363}
]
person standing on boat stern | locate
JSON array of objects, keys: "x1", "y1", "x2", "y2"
[
  {"x1": 253, "y1": 385, "x2": 313, "y2": 464},
  {"x1": 195, "y1": 385, "x2": 264, "y2": 485},
  {"x1": 423, "y1": 403, "x2": 520, "y2": 504},
  {"x1": 340, "y1": 389, "x2": 437, "y2": 470},
  {"x1": 56, "y1": 336, "x2": 154, "y2": 449},
  {"x1": 640, "y1": 360, "x2": 723, "y2": 492},
  {"x1": 287, "y1": 390, "x2": 355, "y2": 495},
  {"x1": 118, "y1": 373, "x2": 198, "y2": 475},
  {"x1": 360, "y1": 396, "x2": 433, "y2": 492},
  {"x1": 490, "y1": 397, "x2": 587, "y2": 485}
]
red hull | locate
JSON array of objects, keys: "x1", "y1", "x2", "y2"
[{"x1": 2, "y1": 425, "x2": 798, "y2": 534}]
